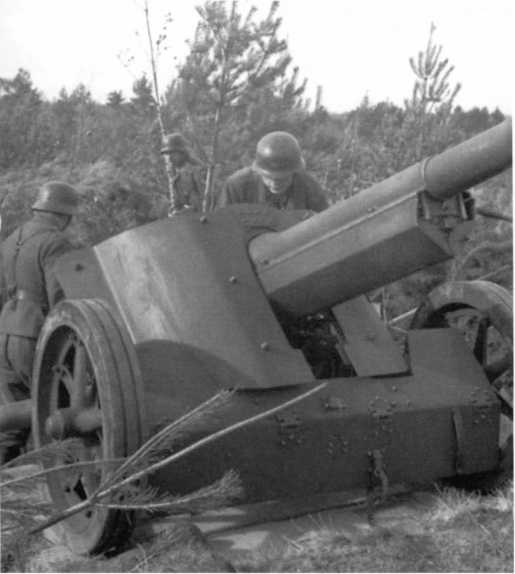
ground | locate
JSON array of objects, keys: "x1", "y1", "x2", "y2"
[{"x1": 1, "y1": 476, "x2": 513, "y2": 573}]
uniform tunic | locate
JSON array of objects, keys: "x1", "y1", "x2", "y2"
[
  {"x1": 216, "y1": 167, "x2": 328, "y2": 212},
  {"x1": 172, "y1": 167, "x2": 203, "y2": 211},
  {"x1": 0, "y1": 213, "x2": 72, "y2": 455}
]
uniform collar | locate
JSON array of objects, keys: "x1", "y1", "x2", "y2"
[
  {"x1": 260, "y1": 172, "x2": 297, "y2": 208},
  {"x1": 29, "y1": 212, "x2": 65, "y2": 231}
]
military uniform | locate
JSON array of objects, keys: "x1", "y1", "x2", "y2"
[
  {"x1": 0, "y1": 212, "x2": 73, "y2": 455},
  {"x1": 172, "y1": 167, "x2": 203, "y2": 211},
  {"x1": 216, "y1": 167, "x2": 328, "y2": 212},
  {"x1": 161, "y1": 132, "x2": 204, "y2": 212}
]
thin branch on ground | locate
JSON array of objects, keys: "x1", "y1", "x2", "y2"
[{"x1": 1, "y1": 382, "x2": 326, "y2": 538}]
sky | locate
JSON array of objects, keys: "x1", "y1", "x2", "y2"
[{"x1": 0, "y1": 0, "x2": 512, "y2": 114}]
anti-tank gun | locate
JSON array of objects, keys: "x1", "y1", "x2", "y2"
[
  {"x1": 249, "y1": 119, "x2": 512, "y2": 376},
  {"x1": 0, "y1": 120, "x2": 512, "y2": 554}
]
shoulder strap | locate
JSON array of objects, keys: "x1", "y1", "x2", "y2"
[
  {"x1": 8, "y1": 226, "x2": 25, "y2": 297},
  {"x1": 8, "y1": 225, "x2": 56, "y2": 297}
]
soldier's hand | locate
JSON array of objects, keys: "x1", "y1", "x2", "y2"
[{"x1": 168, "y1": 204, "x2": 196, "y2": 217}]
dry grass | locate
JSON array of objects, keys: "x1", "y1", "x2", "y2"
[
  {"x1": 2, "y1": 476, "x2": 513, "y2": 572},
  {"x1": 1, "y1": 521, "x2": 233, "y2": 573},
  {"x1": 232, "y1": 483, "x2": 514, "y2": 573},
  {"x1": 3, "y1": 483, "x2": 511, "y2": 572}
]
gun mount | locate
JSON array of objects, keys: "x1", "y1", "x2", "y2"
[{"x1": 0, "y1": 120, "x2": 512, "y2": 554}]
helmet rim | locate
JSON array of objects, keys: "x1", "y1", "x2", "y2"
[
  {"x1": 161, "y1": 132, "x2": 190, "y2": 155},
  {"x1": 252, "y1": 156, "x2": 305, "y2": 179},
  {"x1": 32, "y1": 182, "x2": 79, "y2": 216}
]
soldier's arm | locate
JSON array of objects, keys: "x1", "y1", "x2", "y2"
[
  {"x1": 305, "y1": 175, "x2": 329, "y2": 212},
  {"x1": 0, "y1": 250, "x2": 5, "y2": 309},
  {"x1": 39, "y1": 235, "x2": 74, "y2": 308},
  {"x1": 214, "y1": 182, "x2": 231, "y2": 209},
  {"x1": 190, "y1": 170, "x2": 204, "y2": 212},
  {"x1": 215, "y1": 176, "x2": 241, "y2": 209}
]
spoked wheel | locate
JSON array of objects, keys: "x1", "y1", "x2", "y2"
[
  {"x1": 32, "y1": 299, "x2": 145, "y2": 554},
  {"x1": 411, "y1": 280, "x2": 513, "y2": 487}
]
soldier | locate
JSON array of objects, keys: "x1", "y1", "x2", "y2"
[
  {"x1": 161, "y1": 132, "x2": 203, "y2": 212},
  {"x1": 216, "y1": 131, "x2": 328, "y2": 212},
  {"x1": 0, "y1": 181, "x2": 79, "y2": 463}
]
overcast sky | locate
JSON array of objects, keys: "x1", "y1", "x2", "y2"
[{"x1": 0, "y1": 0, "x2": 512, "y2": 113}]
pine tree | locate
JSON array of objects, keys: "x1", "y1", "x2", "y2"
[
  {"x1": 403, "y1": 22, "x2": 463, "y2": 159},
  {"x1": 166, "y1": 0, "x2": 306, "y2": 209},
  {"x1": 407, "y1": 22, "x2": 461, "y2": 115},
  {"x1": 0, "y1": 69, "x2": 42, "y2": 167},
  {"x1": 106, "y1": 90, "x2": 125, "y2": 108},
  {"x1": 130, "y1": 76, "x2": 155, "y2": 117}
]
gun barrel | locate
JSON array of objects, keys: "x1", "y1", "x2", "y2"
[
  {"x1": 249, "y1": 120, "x2": 512, "y2": 316},
  {"x1": 423, "y1": 118, "x2": 512, "y2": 200}
]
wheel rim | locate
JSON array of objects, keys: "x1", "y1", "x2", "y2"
[
  {"x1": 32, "y1": 299, "x2": 145, "y2": 554},
  {"x1": 46, "y1": 328, "x2": 105, "y2": 532}
]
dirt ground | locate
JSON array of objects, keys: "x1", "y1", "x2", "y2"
[{"x1": 1, "y1": 474, "x2": 513, "y2": 572}]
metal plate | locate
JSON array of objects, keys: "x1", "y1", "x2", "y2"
[
  {"x1": 332, "y1": 296, "x2": 408, "y2": 376},
  {"x1": 149, "y1": 329, "x2": 500, "y2": 501},
  {"x1": 56, "y1": 212, "x2": 312, "y2": 389}
]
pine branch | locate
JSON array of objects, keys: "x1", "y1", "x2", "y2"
[
  {"x1": 102, "y1": 390, "x2": 233, "y2": 488},
  {"x1": 128, "y1": 529, "x2": 186, "y2": 572},
  {"x1": 1, "y1": 457, "x2": 124, "y2": 489},
  {"x1": 28, "y1": 382, "x2": 327, "y2": 536},
  {"x1": 0, "y1": 437, "x2": 84, "y2": 469},
  {"x1": 1, "y1": 499, "x2": 55, "y2": 517},
  {"x1": 96, "y1": 469, "x2": 242, "y2": 514},
  {"x1": 96, "y1": 382, "x2": 327, "y2": 498}
]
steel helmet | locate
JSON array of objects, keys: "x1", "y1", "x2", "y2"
[
  {"x1": 161, "y1": 132, "x2": 190, "y2": 155},
  {"x1": 253, "y1": 131, "x2": 305, "y2": 178},
  {"x1": 32, "y1": 181, "x2": 80, "y2": 216}
]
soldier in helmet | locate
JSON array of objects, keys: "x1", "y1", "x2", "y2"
[
  {"x1": 0, "y1": 181, "x2": 79, "y2": 463},
  {"x1": 161, "y1": 132, "x2": 203, "y2": 212},
  {"x1": 216, "y1": 131, "x2": 328, "y2": 212}
]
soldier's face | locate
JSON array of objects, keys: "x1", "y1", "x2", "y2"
[
  {"x1": 261, "y1": 173, "x2": 293, "y2": 195},
  {"x1": 59, "y1": 215, "x2": 73, "y2": 231},
  {"x1": 169, "y1": 151, "x2": 187, "y2": 167}
]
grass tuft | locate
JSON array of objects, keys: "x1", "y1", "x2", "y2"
[{"x1": 232, "y1": 482, "x2": 514, "y2": 573}]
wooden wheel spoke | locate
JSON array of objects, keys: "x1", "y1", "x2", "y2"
[
  {"x1": 55, "y1": 366, "x2": 74, "y2": 401},
  {"x1": 472, "y1": 317, "x2": 489, "y2": 365},
  {"x1": 71, "y1": 344, "x2": 88, "y2": 408}
]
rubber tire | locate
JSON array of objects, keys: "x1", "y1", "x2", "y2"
[{"x1": 32, "y1": 298, "x2": 145, "y2": 555}]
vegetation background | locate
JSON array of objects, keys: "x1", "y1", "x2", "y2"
[
  {"x1": 0, "y1": 1, "x2": 511, "y2": 320},
  {"x1": 0, "y1": 2, "x2": 512, "y2": 571}
]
